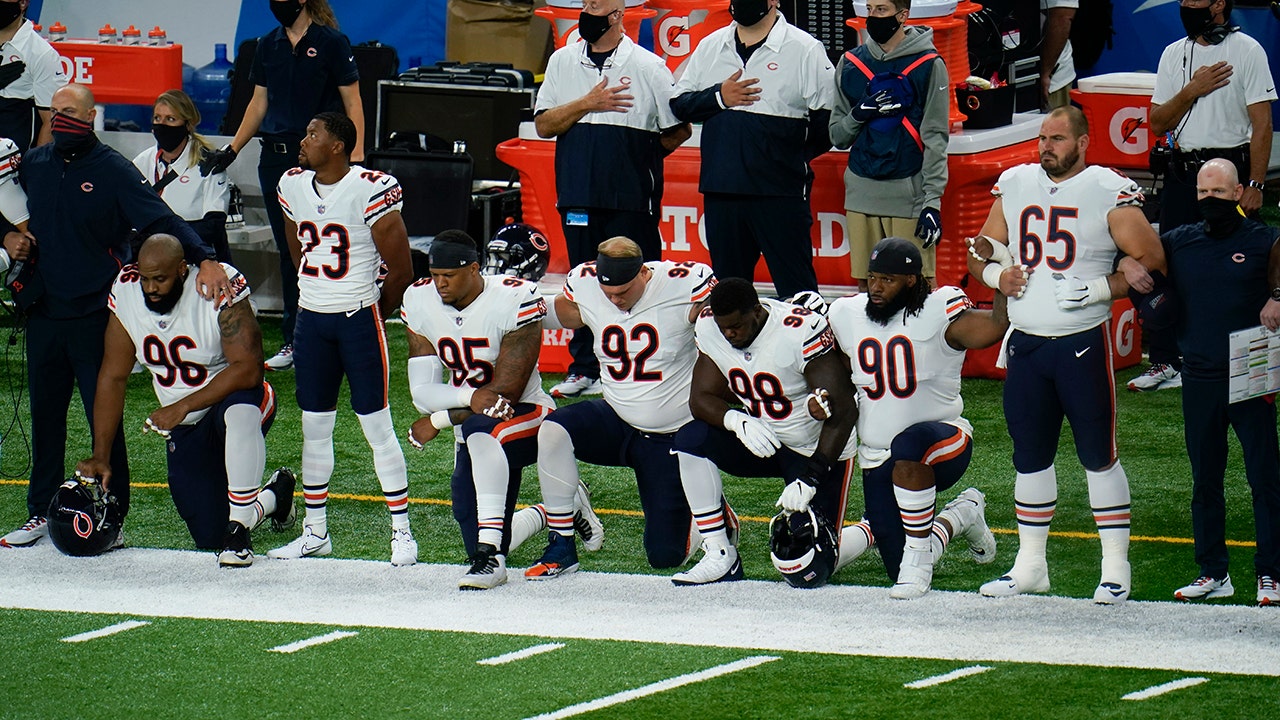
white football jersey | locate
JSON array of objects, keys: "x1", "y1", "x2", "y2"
[
  {"x1": 108, "y1": 262, "x2": 252, "y2": 425},
  {"x1": 565, "y1": 260, "x2": 715, "y2": 433},
  {"x1": 994, "y1": 164, "x2": 1140, "y2": 336},
  {"x1": 277, "y1": 165, "x2": 403, "y2": 313},
  {"x1": 695, "y1": 297, "x2": 856, "y2": 460},
  {"x1": 829, "y1": 287, "x2": 973, "y2": 469},
  {"x1": 0, "y1": 137, "x2": 29, "y2": 227},
  {"x1": 401, "y1": 275, "x2": 554, "y2": 428}
]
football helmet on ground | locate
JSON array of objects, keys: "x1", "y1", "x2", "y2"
[
  {"x1": 770, "y1": 507, "x2": 839, "y2": 589},
  {"x1": 47, "y1": 475, "x2": 125, "y2": 557}
]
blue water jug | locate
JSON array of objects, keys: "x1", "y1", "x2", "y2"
[{"x1": 189, "y1": 43, "x2": 233, "y2": 135}]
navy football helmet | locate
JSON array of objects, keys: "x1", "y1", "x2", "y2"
[
  {"x1": 482, "y1": 223, "x2": 551, "y2": 282},
  {"x1": 770, "y1": 507, "x2": 839, "y2": 589},
  {"x1": 47, "y1": 475, "x2": 124, "y2": 557}
]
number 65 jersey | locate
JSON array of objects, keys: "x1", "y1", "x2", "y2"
[
  {"x1": 995, "y1": 164, "x2": 1141, "y2": 337},
  {"x1": 278, "y1": 165, "x2": 403, "y2": 314}
]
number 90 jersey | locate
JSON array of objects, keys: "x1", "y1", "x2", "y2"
[
  {"x1": 995, "y1": 164, "x2": 1141, "y2": 336},
  {"x1": 277, "y1": 165, "x2": 403, "y2": 314},
  {"x1": 565, "y1": 260, "x2": 715, "y2": 434},
  {"x1": 108, "y1": 262, "x2": 252, "y2": 425},
  {"x1": 828, "y1": 287, "x2": 973, "y2": 469},
  {"x1": 695, "y1": 297, "x2": 856, "y2": 460},
  {"x1": 400, "y1": 274, "x2": 554, "y2": 411}
]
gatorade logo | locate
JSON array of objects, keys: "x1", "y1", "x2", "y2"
[
  {"x1": 1109, "y1": 107, "x2": 1149, "y2": 155},
  {"x1": 658, "y1": 14, "x2": 691, "y2": 57}
]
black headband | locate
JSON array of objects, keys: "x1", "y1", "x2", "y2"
[
  {"x1": 429, "y1": 242, "x2": 479, "y2": 269},
  {"x1": 596, "y1": 254, "x2": 644, "y2": 286}
]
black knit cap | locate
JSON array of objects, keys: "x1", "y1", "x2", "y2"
[{"x1": 867, "y1": 236, "x2": 922, "y2": 276}]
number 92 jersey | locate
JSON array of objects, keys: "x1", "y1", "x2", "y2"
[
  {"x1": 400, "y1": 274, "x2": 554, "y2": 412},
  {"x1": 108, "y1": 262, "x2": 252, "y2": 425},
  {"x1": 565, "y1": 260, "x2": 714, "y2": 434},
  {"x1": 828, "y1": 287, "x2": 973, "y2": 469},
  {"x1": 277, "y1": 165, "x2": 403, "y2": 314},
  {"x1": 995, "y1": 164, "x2": 1141, "y2": 336},
  {"x1": 695, "y1": 297, "x2": 857, "y2": 460}
]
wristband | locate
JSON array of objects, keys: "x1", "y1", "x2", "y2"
[
  {"x1": 429, "y1": 410, "x2": 453, "y2": 430},
  {"x1": 455, "y1": 386, "x2": 476, "y2": 408},
  {"x1": 982, "y1": 263, "x2": 1004, "y2": 290}
]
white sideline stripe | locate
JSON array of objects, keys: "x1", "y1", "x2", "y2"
[
  {"x1": 478, "y1": 642, "x2": 565, "y2": 666},
  {"x1": 1122, "y1": 677, "x2": 1209, "y2": 700},
  {"x1": 904, "y1": 665, "x2": 993, "y2": 689},
  {"x1": 60, "y1": 620, "x2": 150, "y2": 643},
  {"x1": 523, "y1": 655, "x2": 780, "y2": 720},
  {"x1": 268, "y1": 630, "x2": 358, "y2": 654}
]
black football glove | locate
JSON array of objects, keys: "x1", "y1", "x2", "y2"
[
  {"x1": 199, "y1": 144, "x2": 237, "y2": 177},
  {"x1": 0, "y1": 61, "x2": 26, "y2": 90}
]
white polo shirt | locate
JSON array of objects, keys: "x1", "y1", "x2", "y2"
[
  {"x1": 132, "y1": 144, "x2": 231, "y2": 222},
  {"x1": 1152, "y1": 31, "x2": 1277, "y2": 151},
  {"x1": 0, "y1": 19, "x2": 67, "y2": 108}
]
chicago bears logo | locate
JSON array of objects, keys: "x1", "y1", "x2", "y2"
[
  {"x1": 179, "y1": 175, "x2": 190, "y2": 183},
  {"x1": 1232, "y1": 253, "x2": 1247, "y2": 263},
  {"x1": 72, "y1": 510, "x2": 95, "y2": 538},
  {"x1": 81, "y1": 182, "x2": 94, "y2": 192},
  {"x1": 619, "y1": 76, "x2": 632, "y2": 86},
  {"x1": 530, "y1": 231, "x2": 549, "y2": 252},
  {"x1": 306, "y1": 47, "x2": 318, "y2": 58},
  {"x1": 767, "y1": 62, "x2": 779, "y2": 71}
]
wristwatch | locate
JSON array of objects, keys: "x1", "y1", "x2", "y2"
[
  {"x1": 1271, "y1": 287, "x2": 1280, "y2": 301},
  {"x1": 1248, "y1": 180, "x2": 1266, "y2": 191}
]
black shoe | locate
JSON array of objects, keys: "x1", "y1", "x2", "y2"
[
  {"x1": 266, "y1": 468, "x2": 297, "y2": 532},
  {"x1": 218, "y1": 521, "x2": 253, "y2": 568}
]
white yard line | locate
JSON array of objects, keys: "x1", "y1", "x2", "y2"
[
  {"x1": 60, "y1": 620, "x2": 150, "y2": 643},
  {"x1": 478, "y1": 642, "x2": 566, "y2": 666},
  {"x1": 904, "y1": 665, "x2": 994, "y2": 689},
  {"x1": 1122, "y1": 677, "x2": 1209, "y2": 700},
  {"x1": 267, "y1": 630, "x2": 358, "y2": 654},
  {"x1": 522, "y1": 656, "x2": 780, "y2": 720}
]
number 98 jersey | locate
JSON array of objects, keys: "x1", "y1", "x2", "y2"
[
  {"x1": 277, "y1": 165, "x2": 403, "y2": 314},
  {"x1": 995, "y1": 164, "x2": 1141, "y2": 336},
  {"x1": 108, "y1": 262, "x2": 252, "y2": 425}
]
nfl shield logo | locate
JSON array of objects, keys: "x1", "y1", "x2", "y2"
[
  {"x1": 743, "y1": 351, "x2": 752, "y2": 361},
  {"x1": 158, "y1": 320, "x2": 168, "y2": 329},
  {"x1": 317, "y1": 204, "x2": 326, "y2": 214},
  {"x1": 455, "y1": 317, "x2": 464, "y2": 326}
]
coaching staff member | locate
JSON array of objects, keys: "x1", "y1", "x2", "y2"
[
  {"x1": 0, "y1": 0, "x2": 66, "y2": 153},
  {"x1": 670, "y1": 0, "x2": 834, "y2": 298},
  {"x1": 0, "y1": 84, "x2": 228, "y2": 549}
]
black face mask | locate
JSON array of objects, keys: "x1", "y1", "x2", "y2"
[
  {"x1": 729, "y1": 0, "x2": 770, "y2": 27},
  {"x1": 1179, "y1": 5, "x2": 1214, "y2": 39},
  {"x1": 866, "y1": 13, "x2": 903, "y2": 45},
  {"x1": 152, "y1": 123, "x2": 189, "y2": 154},
  {"x1": 0, "y1": 2, "x2": 23, "y2": 28},
  {"x1": 270, "y1": 0, "x2": 305, "y2": 28},
  {"x1": 1199, "y1": 196, "x2": 1244, "y2": 237},
  {"x1": 50, "y1": 113, "x2": 98, "y2": 158},
  {"x1": 577, "y1": 10, "x2": 612, "y2": 45}
]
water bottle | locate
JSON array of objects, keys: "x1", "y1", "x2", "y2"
[
  {"x1": 31, "y1": 23, "x2": 42, "y2": 37},
  {"x1": 49, "y1": 22, "x2": 67, "y2": 42},
  {"x1": 148, "y1": 26, "x2": 167, "y2": 46},
  {"x1": 122, "y1": 25, "x2": 142, "y2": 45},
  {"x1": 189, "y1": 44, "x2": 233, "y2": 135},
  {"x1": 98, "y1": 24, "x2": 118, "y2": 44}
]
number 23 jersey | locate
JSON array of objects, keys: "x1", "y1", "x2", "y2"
[{"x1": 277, "y1": 165, "x2": 403, "y2": 314}]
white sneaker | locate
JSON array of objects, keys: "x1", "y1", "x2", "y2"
[
  {"x1": 265, "y1": 343, "x2": 294, "y2": 371},
  {"x1": 890, "y1": 546, "x2": 935, "y2": 600},
  {"x1": 390, "y1": 528, "x2": 418, "y2": 566},
  {"x1": 1175, "y1": 574, "x2": 1234, "y2": 601},
  {"x1": 459, "y1": 543, "x2": 507, "y2": 590},
  {"x1": 573, "y1": 480, "x2": 604, "y2": 552},
  {"x1": 1, "y1": 515, "x2": 48, "y2": 548},
  {"x1": 980, "y1": 561, "x2": 1050, "y2": 597},
  {"x1": 940, "y1": 488, "x2": 997, "y2": 565},
  {"x1": 550, "y1": 374, "x2": 602, "y2": 398},
  {"x1": 1093, "y1": 559, "x2": 1131, "y2": 604},
  {"x1": 1127, "y1": 363, "x2": 1181, "y2": 392},
  {"x1": 672, "y1": 542, "x2": 743, "y2": 585},
  {"x1": 266, "y1": 525, "x2": 332, "y2": 559},
  {"x1": 1258, "y1": 576, "x2": 1279, "y2": 606},
  {"x1": 217, "y1": 522, "x2": 252, "y2": 568}
]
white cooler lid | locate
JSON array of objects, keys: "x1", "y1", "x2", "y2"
[
  {"x1": 1075, "y1": 72, "x2": 1157, "y2": 95},
  {"x1": 946, "y1": 112, "x2": 1043, "y2": 155}
]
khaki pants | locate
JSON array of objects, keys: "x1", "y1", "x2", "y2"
[{"x1": 845, "y1": 212, "x2": 935, "y2": 280}]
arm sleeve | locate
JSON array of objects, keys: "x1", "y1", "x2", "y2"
[
  {"x1": 919, "y1": 59, "x2": 951, "y2": 210},
  {"x1": 805, "y1": 109, "x2": 832, "y2": 162},
  {"x1": 534, "y1": 52, "x2": 563, "y2": 113},
  {"x1": 828, "y1": 57, "x2": 862, "y2": 150},
  {"x1": 651, "y1": 61, "x2": 682, "y2": 130},
  {"x1": 330, "y1": 33, "x2": 360, "y2": 86},
  {"x1": 30, "y1": 43, "x2": 68, "y2": 108},
  {"x1": 364, "y1": 174, "x2": 404, "y2": 227},
  {"x1": 1240, "y1": 39, "x2": 1279, "y2": 105},
  {"x1": 670, "y1": 41, "x2": 725, "y2": 123},
  {"x1": 0, "y1": 140, "x2": 28, "y2": 225},
  {"x1": 249, "y1": 34, "x2": 268, "y2": 87},
  {"x1": 201, "y1": 170, "x2": 232, "y2": 217}
]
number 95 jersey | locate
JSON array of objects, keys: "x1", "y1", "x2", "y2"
[
  {"x1": 995, "y1": 164, "x2": 1141, "y2": 336},
  {"x1": 278, "y1": 165, "x2": 403, "y2": 314}
]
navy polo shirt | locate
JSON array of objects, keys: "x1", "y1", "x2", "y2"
[
  {"x1": 21, "y1": 140, "x2": 214, "y2": 319},
  {"x1": 1165, "y1": 217, "x2": 1280, "y2": 381},
  {"x1": 250, "y1": 24, "x2": 360, "y2": 139}
]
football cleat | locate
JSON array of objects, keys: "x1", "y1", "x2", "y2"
[
  {"x1": 266, "y1": 525, "x2": 332, "y2": 559},
  {"x1": 391, "y1": 528, "x2": 418, "y2": 567},
  {"x1": 550, "y1": 374, "x2": 602, "y2": 398},
  {"x1": 524, "y1": 532, "x2": 580, "y2": 580},
  {"x1": 1258, "y1": 576, "x2": 1279, "y2": 606},
  {"x1": 1127, "y1": 363, "x2": 1181, "y2": 392},
  {"x1": 890, "y1": 546, "x2": 935, "y2": 600},
  {"x1": 947, "y1": 488, "x2": 997, "y2": 564},
  {"x1": 1093, "y1": 558, "x2": 1131, "y2": 604},
  {"x1": 1, "y1": 515, "x2": 49, "y2": 548},
  {"x1": 980, "y1": 561, "x2": 1050, "y2": 597},
  {"x1": 265, "y1": 467, "x2": 297, "y2": 532},
  {"x1": 1175, "y1": 574, "x2": 1234, "y2": 601},
  {"x1": 218, "y1": 521, "x2": 253, "y2": 568},
  {"x1": 265, "y1": 343, "x2": 294, "y2": 371},
  {"x1": 573, "y1": 480, "x2": 604, "y2": 552},
  {"x1": 459, "y1": 543, "x2": 507, "y2": 590},
  {"x1": 672, "y1": 542, "x2": 742, "y2": 586}
]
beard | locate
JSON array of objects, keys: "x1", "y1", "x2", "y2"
[
  {"x1": 1040, "y1": 147, "x2": 1080, "y2": 179},
  {"x1": 864, "y1": 289, "x2": 913, "y2": 326},
  {"x1": 144, "y1": 278, "x2": 185, "y2": 315}
]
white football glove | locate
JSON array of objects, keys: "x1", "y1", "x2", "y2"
[
  {"x1": 724, "y1": 409, "x2": 780, "y2": 458},
  {"x1": 777, "y1": 479, "x2": 817, "y2": 513},
  {"x1": 1052, "y1": 273, "x2": 1110, "y2": 309}
]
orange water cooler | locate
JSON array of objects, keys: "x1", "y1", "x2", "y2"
[
  {"x1": 51, "y1": 38, "x2": 183, "y2": 106},
  {"x1": 1070, "y1": 72, "x2": 1158, "y2": 171},
  {"x1": 647, "y1": 0, "x2": 731, "y2": 78}
]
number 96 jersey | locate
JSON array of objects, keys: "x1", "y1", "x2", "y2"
[
  {"x1": 277, "y1": 165, "x2": 403, "y2": 314},
  {"x1": 108, "y1": 262, "x2": 252, "y2": 425},
  {"x1": 695, "y1": 297, "x2": 856, "y2": 460}
]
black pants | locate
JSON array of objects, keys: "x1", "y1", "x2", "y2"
[
  {"x1": 26, "y1": 309, "x2": 129, "y2": 517},
  {"x1": 1181, "y1": 376, "x2": 1280, "y2": 579},
  {"x1": 258, "y1": 137, "x2": 302, "y2": 345},
  {"x1": 702, "y1": 193, "x2": 818, "y2": 298},
  {"x1": 559, "y1": 207, "x2": 663, "y2": 378}
]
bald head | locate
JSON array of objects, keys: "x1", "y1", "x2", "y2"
[
  {"x1": 138, "y1": 234, "x2": 186, "y2": 269},
  {"x1": 1196, "y1": 158, "x2": 1243, "y2": 203},
  {"x1": 53, "y1": 84, "x2": 95, "y2": 113},
  {"x1": 1045, "y1": 105, "x2": 1089, "y2": 140}
]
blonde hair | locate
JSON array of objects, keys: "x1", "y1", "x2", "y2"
[
  {"x1": 597, "y1": 236, "x2": 643, "y2": 258},
  {"x1": 303, "y1": 0, "x2": 340, "y2": 29},
  {"x1": 154, "y1": 89, "x2": 214, "y2": 165}
]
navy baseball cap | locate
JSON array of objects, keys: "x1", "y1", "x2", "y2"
[{"x1": 868, "y1": 237, "x2": 922, "y2": 275}]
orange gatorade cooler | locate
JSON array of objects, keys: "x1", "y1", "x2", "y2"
[
  {"x1": 648, "y1": 0, "x2": 731, "y2": 78},
  {"x1": 537, "y1": 1, "x2": 656, "y2": 50},
  {"x1": 1070, "y1": 72, "x2": 1157, "y2": 171}
]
